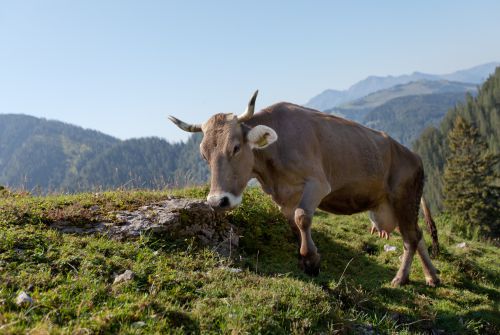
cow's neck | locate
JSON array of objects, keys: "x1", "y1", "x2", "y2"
[{"x1": 251, "y1": 148, "x2": 278, "y2": 195}]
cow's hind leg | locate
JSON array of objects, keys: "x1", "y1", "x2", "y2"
[
  {"x1": 391, "y1": 169, "x2": 440, "y2": 287},
  {"x1": 391, "y1": 224, "x2": 419, "y2": 286},
  {"x1": 295, "y1": 178, "x2": 331, "y2": 276},
  {"x1": 417, "y1": 238, "x2": 440, "y2": 286}
]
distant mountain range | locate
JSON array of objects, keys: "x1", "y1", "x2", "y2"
[
  {"x1": 305, "y1": 62, "x2": 499, "y2": 111},
  {"x1": 326, "y1": 80, "x2": 477, "y2": 123}
]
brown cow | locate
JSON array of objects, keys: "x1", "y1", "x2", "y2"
[{"x1": 169, "y1": 91, "x2": 440, "y2": 287}]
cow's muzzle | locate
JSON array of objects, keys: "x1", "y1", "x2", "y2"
[{"x1": 207, "y1": 192, "x2": 242, "y2": 211}]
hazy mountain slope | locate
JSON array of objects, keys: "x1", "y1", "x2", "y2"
[
  {"x1": 362, "y1": 92, "x2": 468, "y2": 146},
  {"x1": 70, "y1": 134, "x2": 207, "y2": 191},
  {"x1": 0, "y1": 115, "x2": 207, "y2": 192},
  {"x1": 326, "y1": 80, "x2": 476, "y2": 122},
  {"x1": 303, "y1": 89, "x2": 346, "y2": 111},
  {"x1": 69, "y1": 138, "x2": 182, "y2": 190},
  {"x1": 305, "y1": 62, "x2": 499, "y2": 111},
  {"x1": 440, "y1": 62, "x2": 500, "y2": 83},
  {"x1": 0, "y1": 114, "x2": 119, "y2": 190}
]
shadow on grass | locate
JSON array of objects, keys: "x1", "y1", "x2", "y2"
[{"x1": 234, "y1": 217, "x2": 500, "y2": 334}]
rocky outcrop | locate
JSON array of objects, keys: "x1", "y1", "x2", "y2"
[{"x1": 49, "y1": 198, "x2": 238, "y2": 255}]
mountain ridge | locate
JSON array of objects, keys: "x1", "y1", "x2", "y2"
[{"x1": 305, "y1": 61, "x2": 499, "y2": 111}]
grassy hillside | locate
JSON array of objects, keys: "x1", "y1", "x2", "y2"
[{"x1": 1, "y1": 187, "x2": 498, "y2": 334}]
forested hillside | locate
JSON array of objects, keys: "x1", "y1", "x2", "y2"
[
  {"x1": 72, "y1": 134, "x2": 208, "y2": 191},
  {"x1": 0, "y1": 115, "x2": 207, "y2": 192},
  {"x1": 329, "y1": 80, "x2": 476, "y2": 121},
  {"x1": 0, "y1": 115, "x2": 119, "y2": 191},
  {"x1": 327, "y1": 91, "x2": 468, "y2": 147},
  {"x1": 363, "y1": 92, "x2": 467, "y2": 146},
  {"x1": 414, "y1": 67, "x2": 500, "y2": 213}
]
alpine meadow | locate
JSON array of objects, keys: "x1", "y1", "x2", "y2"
[{"x1": 1, "y1": 2, "x2": 500, "y2": 334}]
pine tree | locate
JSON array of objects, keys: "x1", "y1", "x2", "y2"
[{"x1": 443, "y1": 116, "x2": 500, "y2": 238}]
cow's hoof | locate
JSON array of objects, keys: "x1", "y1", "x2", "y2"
[
  {"x1": 425, "y1": 276, "x2": 440, "y2": 287},
  {"x1": 391, "y1": 276, "x2": 409, "y2": 287},
  {"x1": 300, "y1": 254, "x2": 321, "y2": 277}
]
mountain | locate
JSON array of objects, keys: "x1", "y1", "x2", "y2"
[
  {"x1": 362, "y1": 92, "x2": 469, "y2": 146},
  {"x1": 72, "y1": 134, "x2": 208, "y2": 191},
  {"x1": 0, "y1": 114, "x2": 119, "y2": 191},
  {"x1": 0, "y1": 115, "x2": 207, "y2": 192},
  {"x1": 303, "y1": 89, "x2": 345, "y2": 112},
  {"x1": 414, "y1": 67, "x2": 500, "y2": 212},
  {"x1": 305, "y1": 62, "x2": 499, "y2": 111},
  {"x1": 326, "y1": 80, "x2": 476, "y2": 123}
]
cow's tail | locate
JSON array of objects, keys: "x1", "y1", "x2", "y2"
[{"x1": 420, "y1": 197, "x2": 439, "y2": 257}]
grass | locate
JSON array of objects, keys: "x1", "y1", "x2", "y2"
[{"x1": 0, "y1": 186, "x2": 499, "y2": 334}]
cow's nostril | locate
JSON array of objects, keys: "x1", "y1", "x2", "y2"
[{"x1": 219, "y1": 196, "x2": 230, "y2": 208}]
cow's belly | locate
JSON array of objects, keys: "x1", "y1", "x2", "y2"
[{"x1": 318, "y1": 186, "x2": 384, "y2": 215}]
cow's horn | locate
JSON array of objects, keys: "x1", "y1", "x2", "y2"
[
  {"x1": 237, "y1": 90, "x2": 258, "y2": 122},
  {"x1": 168, "y1": 116, "x2": 202, "y2": 132}
]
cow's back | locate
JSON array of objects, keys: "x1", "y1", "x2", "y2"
[{"x1": 247, "y1": 102, "x2": 422, "y2": 214}]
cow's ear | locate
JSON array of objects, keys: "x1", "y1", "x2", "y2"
[{"x1": 246, "y1": 125, "x2": 278, "y2": 149}]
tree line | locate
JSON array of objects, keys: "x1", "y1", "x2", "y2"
[{"x1": 414, "y1": 68, "x2": 500, "y2": 238}]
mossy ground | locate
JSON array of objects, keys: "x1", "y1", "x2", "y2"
[{"x1": 0, "y1": 187, "x2": 498, "y2": 334}]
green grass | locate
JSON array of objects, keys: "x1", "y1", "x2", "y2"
[{"x1": 0, "y1": 187, "x2": 499, "y2": 334}]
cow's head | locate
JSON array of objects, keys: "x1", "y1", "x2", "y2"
[{"x1": 169, "y1": 91, "x2": 277, "y2": 210}]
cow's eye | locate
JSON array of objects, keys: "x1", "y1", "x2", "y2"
[{"x1": 233, "y1": 144, "x2": 241, "y2": 156}]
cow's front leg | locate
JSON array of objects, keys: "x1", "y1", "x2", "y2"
[{"x1": 295, "y1": 178, "x2": 331, "y2": 276}]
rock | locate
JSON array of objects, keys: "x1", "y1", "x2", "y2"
[
  {"x1": 113, "y1": 270, "x2": 134, "y2": 285},
  {"x1": 15, "y1": 291, "x2": 33, "y2": 306},
  {"x1": 89, "y1": 205, "x2": 100, "y2": 212},
  {"x1": 49, "y1": 198, "x2": 239, "y2": 255},
  {"x1": 456, "y1": 242, "x2": 467, "y2": 248},
  {"x1": 383, "y1": 244, "x2": 397, "y2": 252},
  {"x1": 132, "y1": 321, "x2": 146, "y2": 328},
  {"x1": 220, "y1": 266, "x2": 242, "y2": 273}
]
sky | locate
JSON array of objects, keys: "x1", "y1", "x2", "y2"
[{"x1": 1, "y1": 1, "x2": 500, "y2": 142}]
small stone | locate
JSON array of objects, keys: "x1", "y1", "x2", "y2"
[
  {"x1": 221, "y1": 266, "x2": 242, "y2": 273},
  {"x1": 383, "y1": 244, "x2": 397, "y2": 252},
  {"x1": 132, "y1": 321, "x2": 146, "y2": 328},
  {"x1": 389, "y1": 312, "x2": 401, "y2": 322},
  {"x1": 15, "y1": 291, "x2": 33, "y2": 306},
  {"x1": 113, "y1": 270, "x2": 135, "y2": 285},
  {"x1": 90, "y1": 205, "x2": 100, "y2": 212},
  {"x1": 456, "y1": 242, "x2": 467, "y2": 248}
]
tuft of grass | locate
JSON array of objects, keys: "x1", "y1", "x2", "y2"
[{"x1": 0, "y1": 186, "x2": 499, "y2": 334}]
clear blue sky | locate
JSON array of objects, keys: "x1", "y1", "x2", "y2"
[{"x1": 1, "y1": 1, "x2": 499, "y2": 142}]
